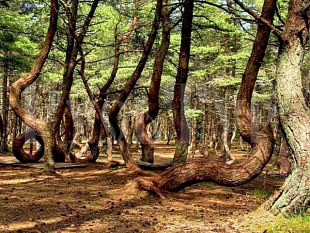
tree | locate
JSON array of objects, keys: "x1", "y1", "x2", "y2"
[
  {"x1": 136, "y1": 0, "x2": 276, "y2": 199},
  {"x1": 262, "y1": 0, "x2": 310, "y2": 216},
  {"x1": 134, "y1": 0, "x2": 171, "y2": 164},
  {"x1": 172, "y1": 0, "x2": 193, "y2": 164},
  {"x1": 108, "y1": 0, "x2": 163, "y2": 170},
  {"x1": 9, "y1": 0, "x2": 59, "y2": 172}
]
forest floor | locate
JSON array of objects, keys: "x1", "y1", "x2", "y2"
[{"x1": 0, "y1": 142, "x2": 288, "y2": 233}]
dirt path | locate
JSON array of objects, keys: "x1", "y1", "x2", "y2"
[{"x1": 0, "y1": 145, "x2": 284, "y2": 233}]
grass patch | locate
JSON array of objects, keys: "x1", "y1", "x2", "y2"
[
  {"x1": 240, "y1": 211, "x2": 310, "y2": 233},
  {"x1": 249, "y1": 189, "x2": 270, "y2": 200}
]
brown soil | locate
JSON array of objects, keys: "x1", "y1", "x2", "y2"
[{"x1": 0, "y1": 143, "x2": 284, "y2": 233}]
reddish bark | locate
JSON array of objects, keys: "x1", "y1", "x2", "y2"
[
  {"x1": 108, "y1": 0, "x2": 162, "y2": 170},
  {"x1": 13, "y1": 129, "x2": 44, "y2": 163},
  {"x1": 77, "y1": 8, "x2": 139, "y2": 163},
  {"x1": 9, "y1": 0, "x2": 59, "y2": 172},
  {"x1": 172, "y1": 0, "x2": 193, "y2": 164},
  {"x1": 135, "y1": 0, "x2": 171, "y2": 163},
  {"x1": 52, "y1": 0, "x2": 99, "y2": 149},
  {"x1": 137, "y1": 0, "x2": 276, "y2": 196}
]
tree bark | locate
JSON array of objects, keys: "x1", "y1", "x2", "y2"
[
  {"x1": 52, "y1": 0, "x2": 99, "y2": 150},
  {"x1": 172, "y1": 0, "x2": 193, "y2": 164},
  {"x1": 108, "y1": 0, "x2": 162, "y2": 170},
  {"x1": 79, "y1": 6, "x2": 139, "y2": 163},
  {"x1": 263, "y1": 0, "x2": 310, "y2": 215},
  {"x1": 0, "y1": 114, "x2": 3, "y2": 150},
  {"x1": 135, "y1": 0, "x2": 171, "y2": 163},
  {"x1": 9, "y1": 0, "x2": 59, "y2": 172},
  {"x1": 137, "y1": 0, "x2": 276, "y2": 197},
  {"x1": 0, "y1": 51, "x2": 9, "y2": 152}
]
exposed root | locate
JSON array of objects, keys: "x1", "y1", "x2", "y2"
[{"x1": 136, "y1": 177, "x2": 165, "y2": 199}]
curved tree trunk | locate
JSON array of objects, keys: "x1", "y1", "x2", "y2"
[
  {"x1": 77, "y1": 7, "x2": 139, "y2": 163},
  {"x1": 137, "y1": 0, "x2": 276, "y2": 197},
  {"x1": 52, "y1": 0, "x2": 99, "y2": 151},
  {"x1": 172, "y1": 0, "x2": 193, "y2": 165},
  {"x1": 108, "y1": 0, "x2": 162, "y2": 170},
  {"x1": 263, "y1": 1, "x2": 310, "y2": 215},
  {"x1": 9, "y1": 0, "x2": 59, "y2": 172},
  {"x1": 135, "y1": 0, "x2": 171, "y2": 164}
]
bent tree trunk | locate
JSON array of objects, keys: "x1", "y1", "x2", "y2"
[
  {"x1": 108, "y1": 0, "x2": 162, "y2": 170},
  {"x1": 135, "y1": 0, "x2": 171, "y2": 164},
  {"x1": 137, "y1": 0, "x2": 276, "y2": 197},
  {"x1": 263, "y1": 1, "x2": 310, "y2": 215},
  {"x1": 77, "y1": 7, "x2": 138, "y2": 163},
  {"x1": 172, "y1": 0, "x2": 193, "y2": 164},
  {"x1": 9, "y1": 0, "x2": 59, "y2": 172}
]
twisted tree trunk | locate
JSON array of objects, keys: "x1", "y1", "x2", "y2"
[
  {"x1": 108, "y1": 0, "x2": 162, "y2": 170},
  {"x1": 9, "y1": 0, "x2": 59, "y2": 172},
  {"x1": 137, "y1": 0, "x2": 276, "y2": 197},
  {"x1": 135, "y1": 0, "x2": 171, "y2": 164}
]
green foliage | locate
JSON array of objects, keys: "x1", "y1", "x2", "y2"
[{"x1": 185, "y1": 108, "x2": 204, "y2": 119}]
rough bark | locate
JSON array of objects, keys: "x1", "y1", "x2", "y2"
[
  {"x1": 263, "y1": 0, "x2": 310, "y2": 215},
  {"x1": 71, "y1": 48, "x2": 113, "y2": 163},
  {"x1": 0, "y1": 51, "x2": 9, "y2": 152},
  {"x1": 135, "y1": 0, "x2": 171, "y2": 164},
  {"x1": 52, "y1": 0, "x2": 99, "y2": 149},
  {"x1": 9, "y1": 0, "x2": 59, "y2": 172},
  {"x1": 108, "y1": 0, "x2": 162, "y2": 170},
  {"x1": 13, "y1": 128, "x2": 44, "y2": 162},
  {"x1": 137, "y1": 0, "x2": 276, "y2": 197},
  {"x1": 0, "y1": 114, "x2": 3, "y2": 143},
  {"x1": 172, "y1": 0, "x2": 193, "y2": 164},
  {"x1": 80, "y1": 7, "x2": 138, "y2": 163}
]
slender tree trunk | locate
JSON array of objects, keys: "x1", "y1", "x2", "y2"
[
  {"x1": 52, "y1": 0, "x2": 99, "y2": 150},
  {"x1": 263, "y1": 1, "x2": 310, "y2": 215},
  {"x1": 0, "y1": 114, "x2": 3, "y2": 150},
  {"x1": 9, "y1": 0, "x2": 59, "y2": 172},
  {"x1": 79, "y1": 7, "x2": 138, "y2": 163},
  {"x1": 0, "y1": 51, "x2": 9, "y2": 152},
  {"x1": 135, "y1": 0, "x2": 171, "y2": 163},
  {"x1": 108, "y1": 0, "x2": 162, "y2": 170},
  {"x1": 137, "y1": 0, "x2": 276, "y2": 197},
  {"x1": 172, "y1": 0, "x2": 193, "y2": 164}
]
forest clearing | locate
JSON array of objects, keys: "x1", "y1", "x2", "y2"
[{"x1": 0, "y1": 142, "x2": 292, "y2": 233}]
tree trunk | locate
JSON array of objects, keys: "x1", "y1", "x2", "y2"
[
  {"x1": 263, "y1": 1, "x2": 310, "y2": 215},
  {"x1": 9, "y1": 0, "x2": 59, "y2": 172},
  {"x1": 0, "y1": 114, "x2": 3, "y2": 150},
  {"x1": 52, "y1": 0, "x2": 99, "y2": 151},
  {"x1": 137, "y1": 0, "x2": 276, "y2": 197},
  {"x1": 172, "y1": 0, "x2": 193, "y2": 164},
  {"x1": 135, "y1": 0, "x2": 171, "y2": 164},
  {"x1": 0, "y1": 51, "x2": 9, "y2": 152},
  {"x1": 108, "y1": 0, "x2": 162, "y2": 170}
]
